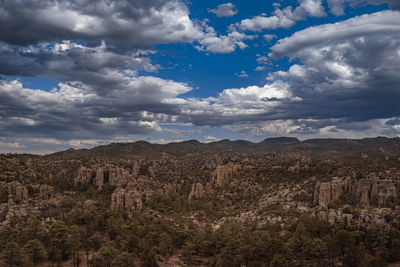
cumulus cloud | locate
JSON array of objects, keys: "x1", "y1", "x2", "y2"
[
  {"x1": 237, "y1": 0, "x2": 326, "y2": 32},
  {"x1": 266, "y1": 10, "x2": 400, "y2": 122},
  {"x1": 0, "y1": 41, "x2": 158, "y2": 93},
  {"x1": 0, "y1": 0, "x2": 210, "y2": 96},
  {"x1": 178, "y1": 81, "x2": 300, "y2": 127},
  {"x1": 269, "y1": 10, "x2": 400, "y2": 59},
  {"x1": 263, "y1": 34, "x2": 278, "y2": 42},
  {"x1": 2, "y1": 3, "x2": 400, "y2": 151},
  {"x1": 0, "y1": 77, "x2": 191, "y2": 140},
  {"x1": 195, "y1": 25, "x2": 252, "y2": 53},
  {"x1": 185, "y1": 11, "x2": 400, "y2": 137},
  {"x1": 256, "y1": 56, "x2": 272, "y2": 65},
  {"x1": 4, "y1": 11, "x2": 400, "y2": 145},
  {"x1": 0, "y1": 0, "x2": 203, "y2": 46},
  {"x1": 327, "y1": 0, "x2": 347, "y2": 15},
  {"x1": 208, "y1": 3, "x2": 238, "y2": 17}
]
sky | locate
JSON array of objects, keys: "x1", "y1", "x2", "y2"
[{"x1": 0, "y1": 0, "x2": 400, "y2": 154}]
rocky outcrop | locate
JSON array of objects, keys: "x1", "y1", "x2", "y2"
[
  {"x1": 104, "y1": 167, "x2": 130, "y2": 188},
  {"x1": 314, "y1": 176, "x2": 399, "y2": 208},
  {"x1": 315, "y1": 206, "x2": 400, "y2": 227},
  {"x1": 371, "y1": 179, "x2": 398, "y2": 207},
  {"x1": 94, "y1": 167, "x2": 104, "y2": 188},
  {"x1": 132, "y1": 161, "x2": 140, "y2": 177},
  {"x1": 148, "y1": 166, "x2": 156, "y2": 178},
  {"x1": 188, "y1": 183, "x2": 205, "y2": 201},
  {"x1": 212, "y1": 163, "x2": 240, "y2": 187},
  {"x1": 316, "y1": 209, "x2": 353, "y2": 225},
  {"x1": 76, "y1": 165, "x2": 131, "y2": 188},
  {"x1": 111, "y1": 188, "x2": 142, "y2": 212},
  {"x1": 37, "y1": 184, "x2": 54, "y2": 199},
  {"x1": 8, "y1": 182, "x2": 29, "y2": 204},
  {"x1": 74, "y1": 166, "x2": 93, "y2": 185}
]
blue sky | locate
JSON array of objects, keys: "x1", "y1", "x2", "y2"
[{"x1": 0, "y1": 0, "x2": 399, "y2": 153}]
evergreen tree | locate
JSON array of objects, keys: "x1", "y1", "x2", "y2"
[
  {"x1": 24, "y1": 239, "x2": 46, "y2": 264},
  {"x1": 2, "y1": 242, "x2": 23, "y2": 267}
]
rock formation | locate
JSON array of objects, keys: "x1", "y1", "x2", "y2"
[
  {"x1": 132, "y1": 161, "x2": 140, "y2": 177},
  {"x1": 213, "y1": 163, "x2": 240, "y2": 187},
  {"x1": 93, "y1": 167, "x2": 104, "y2": 188},
  {"x1": 107, "y1": 167, "x2": 130, "y2": 187},
  {"x1": 314, "y1": 176, "x2": 399, "y2": 208},
  {"x1": 8, "y1": 182, "x2": 29, "y2": 204},
  {"x1": 76, "y1": 165, "x2": 131, "y2": 188},
  {"x1": 148, "y1": 166, "x2": 156, "y2": 178},
  {"x1": 111, "y1": 188, "x2": 142, "y2": 212},
  {"x1": 74, "y1": 166, "x2": 93, "y2": 185},
  {"x1": 188, "y1": 183, "x2": 205, "y2": 201},
  {"x1": 37, "y1": 184, "x2": 54, "y2": 199}
]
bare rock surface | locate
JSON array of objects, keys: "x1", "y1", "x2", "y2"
[{"x1": 188, "y1": 183, "x2": 205, "y2": 201}]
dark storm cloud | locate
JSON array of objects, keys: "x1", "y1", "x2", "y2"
[
  {"x1": 0, "y1": 77, "x2": 190, "y2": 140},
  {"x1": 266, "y1": 10, "x2": 400, "y2": 124},
  {"x1": 0, "y1": 0, "x2": 204, "y2": 94},
  {"x1": 0, "y1": 0, "x2": 206, "y2": 147},
  {"x1": 0, "y1": 0, "x2": 202, "y2": 46},
  {"x1": 0, "y1": 41, "x2": 156, "y2": 93}
]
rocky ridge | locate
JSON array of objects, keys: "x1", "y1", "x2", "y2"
[{"x1": 313, "y1": 174, "x2": 399, "y2": 208}]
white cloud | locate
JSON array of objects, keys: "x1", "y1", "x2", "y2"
[
  {"x1": 297, "y1": 0, "x2": 326, "y2": 18},
  {"x1": 256, "y1": 56, "x2": 272, "y2": 65},
  {"x1": 263, "y1": 34, "x2": 278, "y2": 42},
  {"x1": 235, "y1": 70, "x2": 249, "y2": 78},
  {"x1": 255, "y1": 66, "x2": 267, "y2": 71},
  {"x1": 68, "y1": 139, "x2": 101, "y2": 147},
  {"x1": 203, "y1": 136, "x2": 222, "y2": 143},
  {"x1": 327, "y1": 0, "x2": 347, "y2": 15},
  {"x1": 236, "y1": 0, "x2": 325, "y2": 32},
  {"x1": 239, "y1": 15, "x2": 281, "y2": 32},
  {"x1": 195, "y1": 26, "x2": 251, "y2": 53},
  {"x1": 183, "y1": 10, "x2": 400, "y2": 138},
  {"x1": 209, "y1": 3, "x2": 238, "y2": 17},
  {"x1": 270, "y1": 10, "x2": 400, "y2": 59}
]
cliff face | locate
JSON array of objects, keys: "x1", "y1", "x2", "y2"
[{"x1": 314, "y1": 176, "x2": 399, "y2": 207}]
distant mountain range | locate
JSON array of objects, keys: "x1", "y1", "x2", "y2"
[{"x1": 44, "y1": 136, "x2": 400, "y2": 159}]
